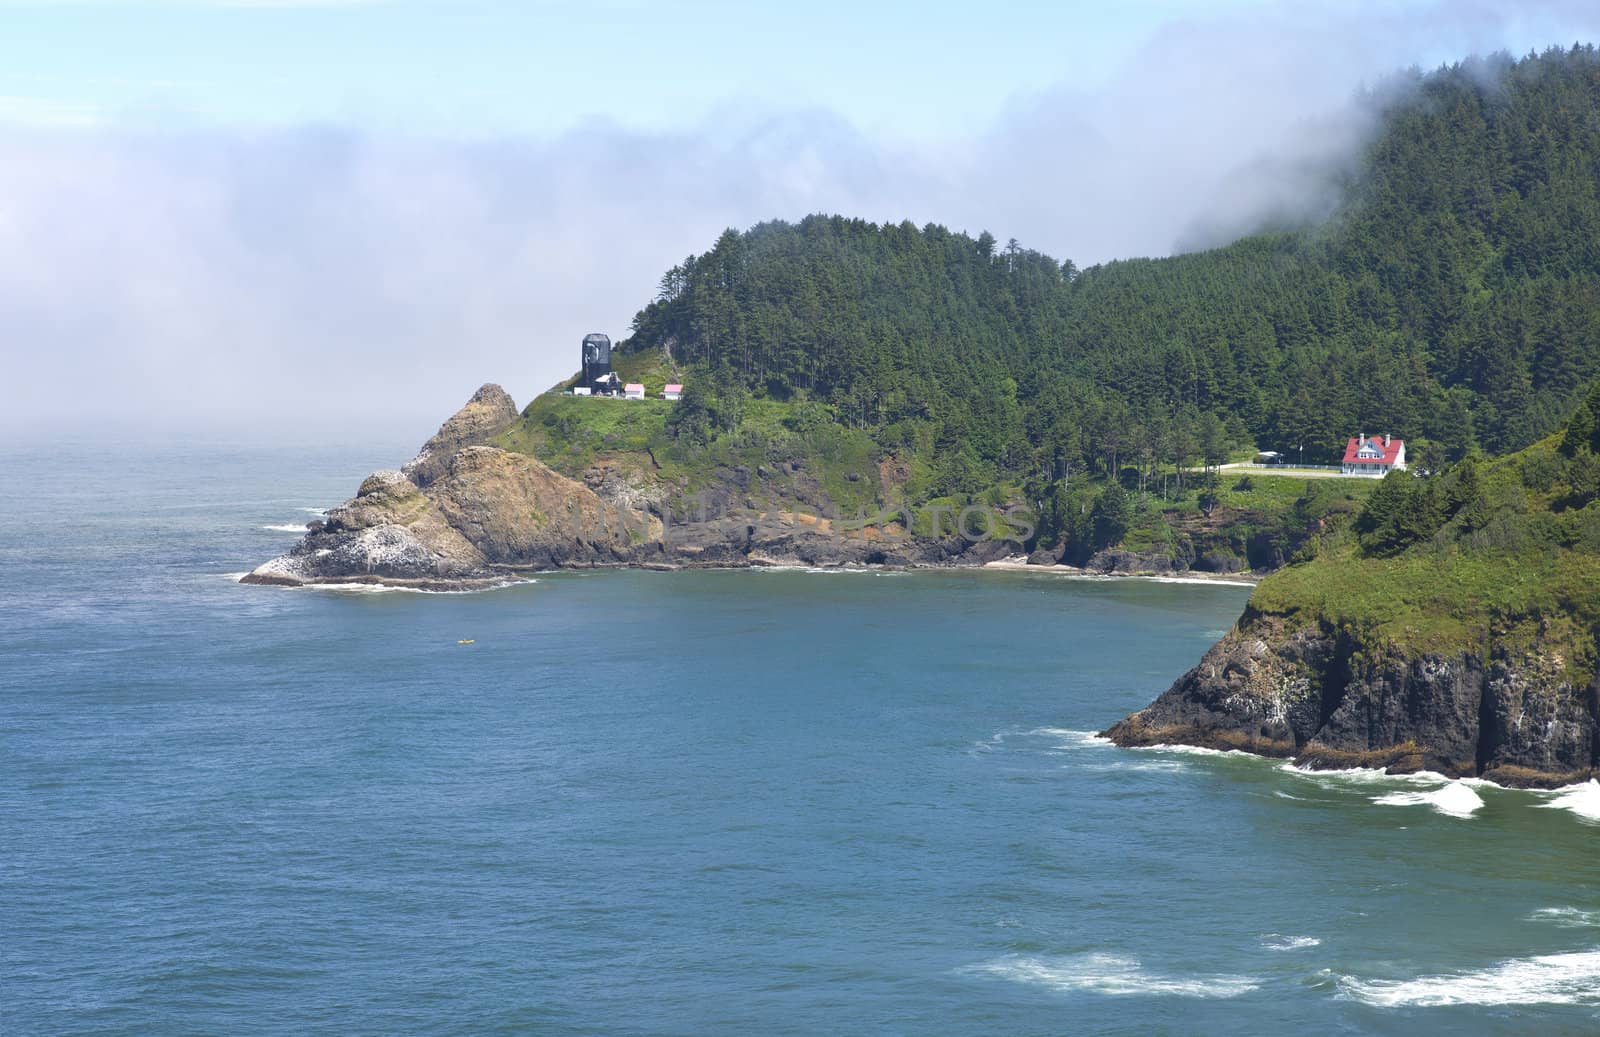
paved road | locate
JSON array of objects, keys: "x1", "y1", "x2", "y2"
[{"x1": 1215, "y1": 462, "x2": 1364, "y2": 480}]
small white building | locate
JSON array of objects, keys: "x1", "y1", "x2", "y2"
[
  {"x1": 1341, "y1": 433, "x2": 1407, "y2": 477},
  {"x1": 571, "y1": 386, "x2": 592, "y2": 397},
  {"x1": 624, "y1": 383, "x2": 645, "y2": 401},
  {"x1": 663, "y1": 383, "x2": 683, "y2": 401}
]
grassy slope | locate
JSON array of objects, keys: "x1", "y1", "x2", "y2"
[
  {"x1": 497, "y1": 353, "x2": 1378, "y2": 563},
  {"x1": 497, "y1": 360, "x2": 888, "y2": 518},
  {"x1": 1119, "y1": 473, "x2": 1374, "y2": 569},
  {"x1": 1248, "y1": 436, "x2": 1600, "y2": 684}
]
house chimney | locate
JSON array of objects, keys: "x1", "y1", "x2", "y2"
[{"x1": 1384, "y1": 433, "x2": 1391, "y2": 447}]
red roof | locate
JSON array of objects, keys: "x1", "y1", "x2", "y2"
[
  {"x1": 664, "y1": 383, "x2": 683, "y2": 392},
  {"x1": 1342, "y1": 436, "x2": 1404, "y2": 465}
]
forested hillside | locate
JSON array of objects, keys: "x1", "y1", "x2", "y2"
[
  {"x1": 1104, "y1": 380, "x2": 1600, "y2": 784},
  {"x1": 623, "y1": 46, "x2": 1600, "y2": 495}
]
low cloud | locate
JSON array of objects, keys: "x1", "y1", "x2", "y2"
[{"x1": 4, "y1": 2, "x2": 1599, "y2": 439}]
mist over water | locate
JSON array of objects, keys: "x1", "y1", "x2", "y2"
[
  {"x1": 5, "y1": 442, "x2": 1600, "y2": 1034},
  {"x1": 7, "y1": 4, "x2": 1600, "y2": 439}
]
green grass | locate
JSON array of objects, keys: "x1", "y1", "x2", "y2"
[
  {"x1": 1253, "y1": 541, "x2": 1600, "y2": 664},
  {"x1": 1244, "y1": 436, "x2": 1600, "y2": 682},
  {"x1": 498, "y1": 381, "x2": 889, "y2": 514}
]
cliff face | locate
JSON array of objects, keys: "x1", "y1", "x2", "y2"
[
  {"x1": 1104, "y1": 611, "x2": 1600, "y2": 788},
  {"x1": 401, "y1": 383, "x2": 521, "y2": 488},
  {"x1": 244, "y1": 384, "x2": 1024, "y2": 588},
  {"x1": 244, "y1": 386, "x2": 649, "y2": 589}
]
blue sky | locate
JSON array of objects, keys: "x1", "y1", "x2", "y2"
[
  {"x1": 0, "y1": 0, "x2": 1538, "y2": 135},
  {"x1": 5, "y1": 1, "x2": 1600, "y2": 437}
]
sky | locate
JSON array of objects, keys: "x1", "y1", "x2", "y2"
[{"x1": 4, "y1": 0, "x2": 1600, "y2": 441}]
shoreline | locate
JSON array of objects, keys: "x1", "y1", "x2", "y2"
[
  {"x1": 1108, "y1": 728, "x2": 1600, "y2": 792},
  {"x1": 980, "y1": 557, "x2": 1260, "y2": 587},
  {"x1": 238, "y1": 553, "x2": 1266, "y2": 592},
  {"x1": 1114, "y1": 734, "x2": 1600, "y2": 795}
]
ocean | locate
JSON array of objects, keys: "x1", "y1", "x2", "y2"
[{"x1": 5, "y1": 440, "x2": 1600, "y2": 1035}]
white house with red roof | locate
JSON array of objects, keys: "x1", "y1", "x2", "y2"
[
  {"x1": 624, "y1": 383, "x2": 645, "y2": 401},
  {"x1": 662, "y1": 383, "x2": 683, "y2": 401},
  {"x1": 1341, "y1": 433, "x2": 1406, "y2": 477}
]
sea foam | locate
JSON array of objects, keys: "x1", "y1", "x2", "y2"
[
  {"x1": 1143, "y1": 575, "x2": 1256, "y2": 588},
  {"x1": 1371, "y1": 781, "x2": 1484, "y2": 819},
  {"x1": 1339, "y1": 950, "x2": 1600, "y2": 1007},
  {"x1": 261, "y1": 523, "x2": 309, "y2": 533},
  {"x1": 1029, "y1": 727, "x2": 1113, "y2": 748},
  {"x1": 967, "y1": 953, "x2": 1259, "y2": 999},
  {"x1": 1135, "y1": 742, "x2": 1257, "y2": 760},
  {"x1": 303, "y1": 579, "x2": 532, "y2": 596},
  {"x1": 1530, "y1": 907, "x2": 1600, "y2": 928},
  {"x1": 1535, "y1": 780, "x2": 1600, "y2": 823},
  {"x1": 1259, "y1": 934, "x2": 1321, "y2": 951}
]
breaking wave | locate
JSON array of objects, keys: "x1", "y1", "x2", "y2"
[
  {"x1": 1259, "y1": 934, "x2": 1321, "y2": 951},
  {"x1": 1530, "y1": 907, "x2": 1600, "y2": 928},
  {"x1": 303, "y1": 579, "x2": 532, "y2": 595},
  {"x1": 1134, "y1": 743, "x2": 1257, "y2": 759},
  {"x1": 1029, "y1": 727, "x2": 1114, "y2": 748},
  {"x1": 966, "y1": 953, "x2": 1259, "y2": 999},
  {"x1": 1338, "y1": 950, "x2": 1600, "y2": 1007},
  {"x1": 261, "y1": 523, "x2": 309, "y2": 533},
  {"x1": 1534, "y1": 780, "x2": 1600, "y2": 824},
  {"x1": 1371, "y1": 781, "x2": 1484, "y2": 819}
]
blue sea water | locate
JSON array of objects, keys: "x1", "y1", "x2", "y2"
[{"x1": 5, "y1": 439, "x2": 1600, "y2": 1036}]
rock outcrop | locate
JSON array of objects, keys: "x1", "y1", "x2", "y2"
[
  {"x1": 1104, "y1": 609, "x2": 1600, "y2": 788},
  {"x1": 245, "y1": 468, "x2": 492, "y2": 589},
  {"x1": 401, "y1": 383, "x2": 520, "y2": 488},
  {"x1": 244, "y1": 383, "x2": 1027, "y2": 588},
  {"x1": 245, "y1": 385, "x2": 651, "y2": 589}
]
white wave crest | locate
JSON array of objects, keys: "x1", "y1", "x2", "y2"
[
  {"x1": 304, "y1": 579, "x2": 531, "y2": 595},
  {"x1": 1260, "y1": 934, "x2": 1321, "y2": 951},
  {"x1": 261, "y1": 523, "x2": 309, "y2": 533},
  {"x1": 1137, "y1": 743, "x2": 1255, "y2": 759},
  {"x1": 1371, "y1": 781, "x2": 1484, "y2": 819},
  {"x1": 1029, "y1": 727, "x2": 1113, "y2": 748},
  {"x1": 1339, "y1": 950, "x2": 1600, "y2": 1007},
  {"x1": 1535, "y1": 780, "x2": 1600, "y2": 823},
  {"x1": 1076, "y1": 758, "x2": 1189, "y2": 774},
  {"x1": 1530, "y1": 907, "x2": 1600, "y2": 928},
  {"x1": 967, "y1": 953, "x2": 1259, "y2": 999},
  {"x1": 298, "y1": 507, "x2": 329, "y2": 515},
  {"x1": 1279, "y1": 762, "x2": 1432, "y2": 785}
]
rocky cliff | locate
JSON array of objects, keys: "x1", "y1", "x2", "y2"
[
  {"x1": 1104, "y1": 608, "x2": 1600, "y2": 788},
  {"x1": 244, "y1": 385, "x2": 647, "y2": 589},
  {"x1": 244, "y1": 384, "x2": 1023, "y2": 588},
  {"x1": 1104, "y1": 430, "x2": 1600, "y2": 788}
]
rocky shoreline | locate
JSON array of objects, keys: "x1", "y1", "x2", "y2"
[
  {"x1": 244, "y1": 385, "x2": 1036, "y2": 590},
  {"x1": 1102, "y1": 609, "x2": 1600, "y2": 790},
  {"x1": 244, "y1": 385, "x2": 1596, "y2": 788}
]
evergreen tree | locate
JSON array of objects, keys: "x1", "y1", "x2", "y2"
[{"x1": 1091, "y1": 484, "x2": 1131, "y2": 551}]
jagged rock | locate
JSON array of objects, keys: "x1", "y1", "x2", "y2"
[
  {"x1": 244, "y1": 383, "x2": 1034, "y2": 588},
  {"x1": 244, "y1": 469, "x2": 490, "y2": 588},
  {"x1": 1086, "y1": 548, "x2": 1177, "y2": 575},
  {"x1": 401, "y1": 383, "x2": 520, "y2": 488},
  {"x1": 1027, "y1": 543, "x2": 1066, "y2": 566},
  {"x1": 1104, "y1": 611, "x2": 1600, "y2": 788},
  {"x1": 428, "y1": 446, "x2": 655, "y2": 568}
]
